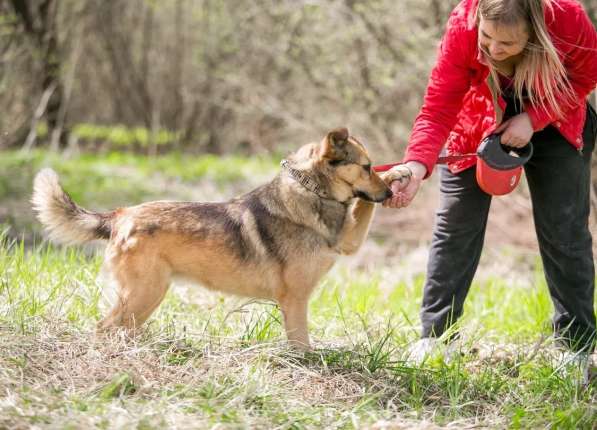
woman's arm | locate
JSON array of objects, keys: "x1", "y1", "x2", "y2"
[{"x1": 402, "y1": 14, "x2": 474, "y2": 178}]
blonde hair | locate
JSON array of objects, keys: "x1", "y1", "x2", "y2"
[{"x1": 476, "y1": 0, "x2": 575, "y2": 119}]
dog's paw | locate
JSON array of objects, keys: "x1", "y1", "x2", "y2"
[
  {"x1": 381, "y1": 165, "x2": 412, "y2": 185},
  {"x1": 288, "y1": 340, "x2": 313, "y2": 352}
]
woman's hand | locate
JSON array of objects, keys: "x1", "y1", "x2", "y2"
[
  {"x1": 382, "y1": 161, "x2": 426, "y2": 209},
  {"x1": 494, "y1": 112, "x2": 534, "y2": 148}
]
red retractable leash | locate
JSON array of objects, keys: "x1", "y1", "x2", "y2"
[
  {"x1": 373, "y1": 134, "x2": 534, "y2": 196},
  {"x1": 373, "y1": 153, "x2": 475, "y2": 173}
]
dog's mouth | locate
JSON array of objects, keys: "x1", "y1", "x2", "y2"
[{"x1": 354, "y1": 189, "x2": 392, "y2": 202}]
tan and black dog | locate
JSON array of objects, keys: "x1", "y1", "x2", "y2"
[{"x1": 32, "y1": 128, "x2": 400, "y2": 349}]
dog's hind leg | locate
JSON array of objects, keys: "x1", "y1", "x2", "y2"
[{"x1": 98, "y1": 251, "x2": 171, "y2": 332}]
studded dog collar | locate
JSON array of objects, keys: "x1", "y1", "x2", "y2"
[{"x1": 280, "y1": 159, "x2": 331, "y2": 199}]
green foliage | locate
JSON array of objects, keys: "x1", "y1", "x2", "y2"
[
  {"x1": 33, "y1": 122, "x2": 180, "y2": 149},
  {"x1": 0, "y1": 148, "x2": 276, "y2": 197},
  {"x1": 71, "y1": 123, "x2": 180, "y2": 148},
  {"x1": 36, "y1": 122, "x2": 48, "y2": 139}
]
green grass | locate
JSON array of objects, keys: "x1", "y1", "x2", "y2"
[
  {"x1": 0, "y1": 148, "x2": 595, "y2": 428},
  {"x1": 36, "y1": 122, "x2": 182, "y2": 149},
  {"x1": 0, "y1": 149, "x2": 277, "y2": 200},
  {"x1": 0, "y1": 149, "x2": 278, "y2": 240},
  {"x1": 0, "y1": 231, "x2": 595, "y2": 429}
]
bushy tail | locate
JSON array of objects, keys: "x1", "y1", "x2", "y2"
[{"x1": 32, "y1": 168, "x2": 113, "y2": 244}]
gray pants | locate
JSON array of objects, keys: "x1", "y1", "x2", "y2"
[{"x1": 421, "y1": 104, "x2": 597, "y2": 351}]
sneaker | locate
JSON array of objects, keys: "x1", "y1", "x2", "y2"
[
  {"x1": 443, "y1": 339, "x2": 467, "y2": 364},
  {"x1": 404, "y1": 338, "x2": 441, "y2": 365},
  {"x1": 405, "y1": 337, "x2": 471, "y2": 366},
  {"x1": 553, "y1": 350, "x2": 594, "y2": 386}
]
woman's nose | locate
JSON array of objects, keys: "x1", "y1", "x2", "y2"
[{"x1": 489, "y1": 42, "x2": 504, "y2": 54}]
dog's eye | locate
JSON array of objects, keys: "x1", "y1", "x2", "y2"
[
  {"x1": 329, "y1": 159, "x2": 343, "y2": 167},
  {"x1": 362, "y1": 164, "x2": 371, "y2": 173}
]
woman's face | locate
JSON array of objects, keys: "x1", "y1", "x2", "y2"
[{"x1": 478, "y1": 17, "x2": 529, "y2": 61}]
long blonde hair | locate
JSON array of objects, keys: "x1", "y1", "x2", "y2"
[{"x1": 476, "y1": 0, "x2": 575, "y2": 119}]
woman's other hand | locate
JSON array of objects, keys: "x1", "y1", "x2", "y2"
[
  {"x1": 382, "y1": 161, "x2": 426, "y2": 209},
  {"x1": 495, "y1": 112, "x2": 534, "y2": 148}
]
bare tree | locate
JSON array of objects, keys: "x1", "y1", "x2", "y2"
[
  {"x1": 8, "y1": 0, "x2": 67, "y2": 148},
  {"x1": 3, "y1": 0, "x2": 592, "y2": 156}
]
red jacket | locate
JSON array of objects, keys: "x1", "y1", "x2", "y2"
[{"x1": 403, "y1": 0, "x2": 597, "y2": 177}]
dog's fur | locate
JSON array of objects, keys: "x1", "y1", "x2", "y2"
[{"x1": 32, "y1": 127, "x2": 393, "y2": 349}]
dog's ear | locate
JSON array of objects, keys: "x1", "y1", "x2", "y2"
[{"x1": 320, "y1": 127, "x2": 349, "y2": 160}]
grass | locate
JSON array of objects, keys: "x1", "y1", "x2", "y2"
[
  {"x1": 0, "y1": 231, "x2": 595, "y2": 429},
  {"x1": 0, "y1": 148, "x2": 277, "y2": 200},
  {"x1": 0, "y1": 149, "x2": 278, "y2": 241},
  {"x1": 36, "y1": 122, "x2": 181, "y2": 149},
  {"x1": 0, "y1": 148, "x2": 595, "y2": 428}
]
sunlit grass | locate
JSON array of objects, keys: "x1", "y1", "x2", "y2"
[
  {"x1": 0, "y1": 231, "x2": 595, "y2": 429},
  {"x1": 0, "y1": 149, "x2": 278, "y2": 201},
  {"x1": 0, "y1": 149, "x2": 279, "y2": 240}
]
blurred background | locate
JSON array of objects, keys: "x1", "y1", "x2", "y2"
[
  {"x1": 0, "y1": 0, "x2": 473, "y2": 154},
  {"x1": 0, "y1": 0, "x2": 596, "y2": 263}
]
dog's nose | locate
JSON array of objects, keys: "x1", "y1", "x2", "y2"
[{"x1": 384, "y1": 188, "x2": 393, "y2": 200}]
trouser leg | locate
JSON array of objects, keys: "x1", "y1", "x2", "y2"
[
  {"x1": 524, "y1": 104, "x2": 597, "y2": 352},
  {"x1": 421, "y1": 165, "x2": 492, "y2": 338}
]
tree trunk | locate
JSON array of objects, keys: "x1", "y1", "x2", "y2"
[{"x1": 9, "y1": 0, "x2": 67, "y2": 148}]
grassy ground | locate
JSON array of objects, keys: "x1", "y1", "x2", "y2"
[
  {"x1": 0, "y1": 233, "x2": 595, "y2": 429},
  {"x1": 0, "y1": 149, "x2": 596, "y2": 428}
]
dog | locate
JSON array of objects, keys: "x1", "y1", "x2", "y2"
[{"x1": 32, "y1": 127, "x2": 396, "y2": 349}]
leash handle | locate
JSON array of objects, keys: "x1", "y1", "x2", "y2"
[{"x1": 373, "y1": 153, "x2": 477, "y2": 173}]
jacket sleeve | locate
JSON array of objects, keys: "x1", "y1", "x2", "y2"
[
  {"x1": 525, "y1": 5, "x2": 597, "y2": 131},
  {"x1": 403, "y1": 18, "x2": 473, "y2": 178}
]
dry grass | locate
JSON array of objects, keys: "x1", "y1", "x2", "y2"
[
  {"x1": 0, "y1": 320, "x2": 499, "y2": 429},
  {"x1": 0, "y1": 255, "x2": 597, "y2": 429}
]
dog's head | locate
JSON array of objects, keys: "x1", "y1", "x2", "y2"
[{"x1": 291, "y1": 128, "x2": 392, "y2": 203}]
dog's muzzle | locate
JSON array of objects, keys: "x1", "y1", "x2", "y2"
[{"x1": 354, "y1": 188, "x2": 392, "y2": 202}]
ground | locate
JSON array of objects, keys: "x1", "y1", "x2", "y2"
[{"x1": 0, "y1": 150, "x2": 595, "y2": 429}]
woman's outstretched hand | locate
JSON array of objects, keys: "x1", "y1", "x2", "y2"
[
  {"x1": 494, "y1": 112, "x2": 534, "y2": 148},
  {"x1": 381, "y1": 161, "x2": 426, "y2": 209}
]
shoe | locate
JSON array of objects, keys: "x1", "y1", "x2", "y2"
[
  {"x1": 553, "y1": 350, "x2": 594, "y2": 386},
  {"x1": 405, "y1": 337, "x2": 470, "y2": 366},
  {"x1": 404, "y1": 338, "x2": 440, "y2": 365},
  {"x1": 443, "y1": 339, "x2": 466, "y2": 364}
]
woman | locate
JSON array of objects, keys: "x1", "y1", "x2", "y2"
[{"x1": 384, "y1": 0, "x2": 597, "y2": 362}]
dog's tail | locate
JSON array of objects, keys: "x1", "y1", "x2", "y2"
[{"x1": 32, "y1": 168, "x2": 114, "y2": 244}]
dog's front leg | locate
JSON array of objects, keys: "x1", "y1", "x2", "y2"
[
  {"x1": 335, "y1": 199, "x2": 376, "y2": 255},
  {"x1": 278, "y1": 296, "x2": 311, "y2": 351}
]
